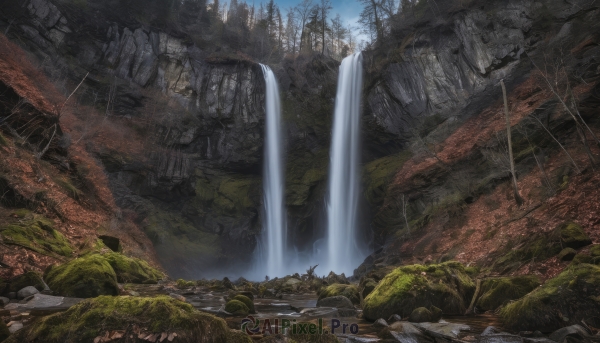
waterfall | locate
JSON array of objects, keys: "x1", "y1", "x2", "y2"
[
  {"x1": 325, "y1": 52, "x2": 366, "y2": 275},
  {"x1": 259, "y1": 64, "x2": 287, "y2": 278}
]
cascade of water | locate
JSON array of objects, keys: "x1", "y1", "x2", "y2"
[
  {"x1": 325, "y1": 52, "x2": 366, "y2": 275},
  {"x1": 259, "y1": 64, "x2": 287, "y2": 278}
]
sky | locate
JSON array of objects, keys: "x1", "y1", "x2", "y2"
[{"x1": 272, "y1": 0, "x2": 366, "y2": 43}]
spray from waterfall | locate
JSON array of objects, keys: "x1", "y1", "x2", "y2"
[
  {"x1": 325, "y1": 52, "x2": 366, "y2": 275},
  {"x1": 257, "y1": 64, "x2": 287, "y2": 278}
]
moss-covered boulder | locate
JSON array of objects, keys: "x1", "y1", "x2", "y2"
[
  {"x1": 360, "y1": 278, "x2": 378, "y2": 299},
  {"x1": 45, "y1": 254, "x2": 119, "y2": 298},
  {"x1": 363, "y1": 262, "x2": 475, "y2": 321},
  {"x1": 318, "y1": 284, "x2": 360, "y2": 305},
  {"x1": 177, "y1": 279, "x2": 196, "y2": 288},
  {"x1": 560, "y1": 222, "x2": 592, "y2": 249},
  {"x1": 499, "y1": 264, "x2": 600, "y2": 332},
  {"x1": 224, "y1": 299, "x2": 250, "y2": 316},
  {"x1": 558, "y1": 248, "x2": 577, "y2": 261},
  {"x1": 408, "y1": 307, "x2": 432, "y2": 323},
  {"x1": 4, "y1": 295, "x2": 251, "y2": 343},
  {"x1": 232, "y1": 295, "x2": 255, "y2": 314},
  {"x1": 103, "y1": 252, "x2": 163, "y2": 284},
  {"x1": 0, "y1": 213, "x2": 72, "y2": 258},
  {"x1": 476, "y1": 275, "x2": 541, "y2": 311},
  {"x1": 8, "y1": 271, "x2": 45, "y2": 292}
]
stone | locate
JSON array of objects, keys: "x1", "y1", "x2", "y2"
[
  {"x1": 338, "y1": 308, "x2": 358, "y2": 317},
  {"x1": 316, "y1": 295, "x2": 354, "y2": 309},
  {"x1": 548, "y1": 325, "x2": 590, "y2": 343},
  {"x1": 413, "y1": 322, "x2": 471, "y2": 340},
  {"x1": 299, "y1": 307, "x2": 339, "y2": 318},
  {"x1": 5, "y1": 294, "x2": 83, "y2": 311},
  {"x1": 429, "y1": 306, "x2": 442, "y2": 322},
  {"x1": 477, "y1": 334, "x2": 523, "y2": 343},
  {"x1": 560, "y1": 223, "x2": 592, "y2": 249},
  {"x1": 7, "y1": 293, "x2": 16, "y2": 300},
  {"x1": 482, "y1": 327, "x2": 502, "y2": 336},
  {"x1": 7, "y1": 321, "x2": 23, "y2": 334},
  {"x1": 557, "y1": 248, "x2": 577, "y2": 261},
  {"x1": 17, "y1": 286, "x2": 39, "y2": 299},
  {"x1": 0, "y1": 297, "x2": 10, "y2": 306},
  {"x1": 98, "y1": 235, "x2": 122, "y2": 252},
  {"x1": 388, "y1": 314, "x2": 402, "y2": 323},
  {"x1": 373, "y1": 318, "x2": 389, "y2": 328},
  {"x1": 409, "y1": 307, "x2": 432, "y2": 323}
]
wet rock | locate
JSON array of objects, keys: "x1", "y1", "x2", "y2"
[
  {"x1": 476, "y1": 276, "x2": 541, "y2": 312},
  {"x1": 5, "y1": 293, "x2": 83, "y2": 311},
  {"x1": 482, "y1": 327, "x2": 502, "y2": 336},
  {"x1": 360, "y1": 277, "x2": 378, "y2": 299},
  {"x1": 316, "y1": 295, "x2": 354, "y2": 309},
  {"x1": 548, "y1": 325, "x2": 590, "y2": 343},
  {"x1": 429, "y1": 306, "x2": 442, "y2": 322},
  {"x1": 299, "y1": 307, "x2": 339, "y2": 318},
  {"x1": 413, "y1": 322, "x2": 471, "y2": 340},
  {"x1": 0, "y1": 296, "x2": 10, "y2": 306},
  {"x1": 409, "y1": 307, "x2": 432, "y2": 323},
  {"x1": 7, "y1": 321, "x2": 22, "y2": 334},
  {"x1": 344, "y1": 337, "x2": 380, "y2": 343},
  {"x1": 338, "y1": 308, "x2": 358, "y2": 317},
  {"x1": 17, "y1": 286, "x2": 39, "y2": 299},
  {"x1": 98, "y1": 235, "x2": 122, "y2": 252},
  {"x1": 558, "y1": 248, "x2": 577, "y2": 261},
  {"x1": 318, "y1": 284, "x2": 360, "y2": 305},
  {"x1": 388, "y1": 314, "x2": 402, "y2": 323},
  {"x1": 373, "y1": 318, "x2": 389, "y2": 328},
  {"x1": 325, "y1": 271, "x2": 349, "y2": 285},
  {"x1": 477, "y1": 333, "x2": 523, "y2": 343}
]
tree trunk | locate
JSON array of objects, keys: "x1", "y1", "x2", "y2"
[{"x1": 501, "y1": 80, "x2": 524, "y2": 206}]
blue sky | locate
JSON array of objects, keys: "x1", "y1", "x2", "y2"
[{"x1": 272, "y1": 0, "x2": 365, "y2": 42}]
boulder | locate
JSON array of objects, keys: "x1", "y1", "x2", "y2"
[
  {"x1": 8, "y1": 272, "x2": 45, "y2": 293},
  {"x1": 429, "y1": 306, "x2": 442, "y2": 322},
  {"x1": 413, "y1": 322, "x2": 471, "y2": 340},
  {"x1": 360, "y1": 277, "x2": 378, "y2": 299},
  {"x1": 388, "y1": 314, "x2": 402, "y2": 323},
  {"x1": 299, "y1": 307, "x2": 339, "y2": 318},
  {"x1": 363, "y1": 262, "x2": 475, "y2": 321},
  {"x1": 373, "y1": 318, "x2": 389, "y2": 328},
  {"x1": 476, "y1": 275, "x2": 541, "y2": 311},
  {"x1": 232, "y1": 295, "x2": 255, "y2": 314},
  {"x1": 500, "y1": 264, "x2": 600, "y2": 331},
  {"x1": 560, "y1": 223, "x2": 592, "y2": 249},
  {"x1": 224, "y1": 299, "x2": 249, "y2": 316},
  {"x1": 169, "y1": 293, "x2": 186, "y2": 302},
  {"x1": 103, "y1": 252, "x2": 163, "y2": 284},
  {"x1": 318, "y1": 284, "x2": 360, "y2": 305},
  {"x1": 98, "y1": 235, "x2": 122, "y2": 252},
  {"x1": 409, "y1": 307, "x2": 432, "y2": 323},
  {"x1": 548, "y1": 325, "x2": 590, "y2": 343},
  {"x1": 17, "y1": 286, "x2": 39, "y2": 299},
  {"x1": 45, "y1": 254, "x2": 119, "y2": 298},
  {"x1": 557, "y1": 248, "x2": 577, "y2": 262},
  {"x1": 0, "y1": 296, "x2": 10, "y2": 306},
  {"x1": 316, "y1": 295, "x2": 354, "y2": 309},
  {"x1": 4, "y1": 295, "x2": 251, "y2": 343}
]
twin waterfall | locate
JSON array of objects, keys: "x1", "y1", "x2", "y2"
[
  {"x1": 325, "y1": 53, "x2": 366, "y2": 275},
  {"x1": 259, "y1": 64, "x2": 287, "y2": 278},
  {"x1": 256, "y1": 53, "x2": 366, "y2": 279}
]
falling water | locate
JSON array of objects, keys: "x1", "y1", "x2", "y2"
[
  {"x1": 325, "y1": 52, "x2": 366, "y2": 275},
  {"x1": 259, "y1": 64, "x2": 287, "y2": 278}
]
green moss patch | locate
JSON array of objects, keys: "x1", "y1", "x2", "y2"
[
  {"x1": 493, "y1": 234, "x2": 561, "y2": 273},
  {"x1": 103, "y1": 252, "x2": 164, "y2": 284},
  {"x1": 363, "y1": 261, "x2": 475, "y2": 321},
  {"x1": 559, "y1": 222, "x2": 592, "y2": 249},
  {"x1": 176, "y1": 279, "x2": 196, "y2": 288},
  {"x1": 363, "y1": 151, "x2": 412, "y2": 206},
  {"x1": 232, "y1": 295, "x2": 255, "y2": 314},
  {"x1": 5, "y1": 295, "x2": 249, "y2": 343},
  {"x1": 499, "y1": 263, "x2": 600, "y2": 332},
  {"x1": 45, "y1": 254, "x2": 119, "y2": 298},
  {"x1": 476, "y1": 275, "x2": 541, "y2": 311},
  {"x1": 318, "y1": 284, "x2": 360, "y2": 305},
  {"x1": 0, "y1": 214, "x2": 73, "y2": 258},
  {"x1": 224, "y1": 299, "x2": 249, "y2": 316}
]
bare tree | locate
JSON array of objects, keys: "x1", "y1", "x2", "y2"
[
  {"x1": 501, "y1": 79, "x2": 524, "y2": 206},
  {"x1": 295, "y1": 0, "x2": 315, "y2": 53}
]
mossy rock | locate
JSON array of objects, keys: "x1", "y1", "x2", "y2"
[
  {"x1": 494, "y1": 235, "x2": 561, "y2": 272},
  {"x1": 408, "y1": 307, "x2": 432, "y2": 323},
  {"x1": 558, "y1": 248, "x2": 577, "y2": 261},
  {"x1": 103, "y1": 252, "x2": 163, "y2": 284},
  {"x1": 224, "y1": 300, "x2": 249, "y2": 316},
  {"x1": 318, "y1": 284, "x2": 360, "y2": 305},
  {"x1": 360, "y1": 278, "x2": 378, "y2": 299},
  {"x1": 430, "y1": 305, "x2": 442, "y2": 321},
  {"x1": 499, "y1": 263, "x2": 600, "y2": 332},
  {"x1": 4, "y1": 295, "x2": 251, "y2": 343},
  {"x1": 476, "y1": 275, "x2": 541, "y2": 311},
  {"x1": 559, "y1": 222, "x2": 592, "y2": 249},
  {"x1": 176, "y1": 279, "x2": 196, "y2": 288},
  {"x1": 571, "y1": 253, "x2": 596, "y2": 265},
  {"x1": 232, "y1": 295, "x2": 255, "y2": 314},
  {"x1": 362, "y1": 261, "x2": 475, "y2": 321},
  {"x1": 8, "y1": 271, "x2": 45, "y2": 292},
  {"x1": 0, "y1": 215, "x2": 73, "y2": 258},
  {"x1": 45, "y1": 254, "x2": 119, "y2": 298}
]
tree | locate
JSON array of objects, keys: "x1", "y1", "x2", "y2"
[
  {"x1": 319, "y1": 0, "x2": 332, "y2": 55},
  {"x1": 295, "y1": 0, "x2": 315, "y2": 53},
  {"x1": 285, "y1": 7, "x2": 300, "y2": 53},
  {"x1": 501, "y1": 79, "x2": 524, "y2": 206},
  {"x1": 330, "y1": 14, "x2": 348, "y2": 59},
  {"x1": 358, "y1": 0, "x2": 384, "y2": 43}
]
